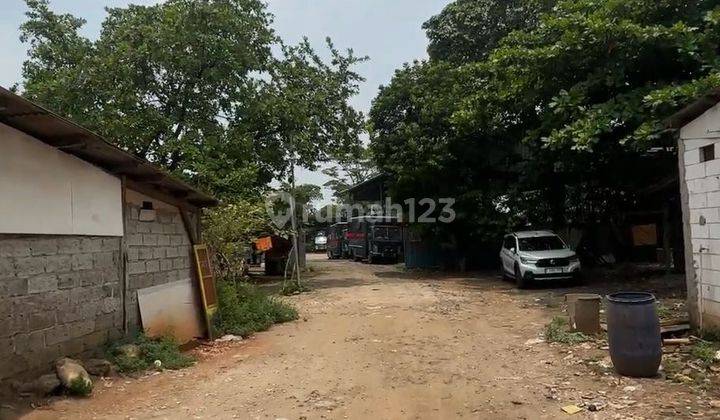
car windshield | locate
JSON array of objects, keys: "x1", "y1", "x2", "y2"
[
  {"x1": 518, "y1": 235, "x2": 565, "y2": 251},
  {"x1": 373, "y1": 225, "x2": 401, "y2": 241}
]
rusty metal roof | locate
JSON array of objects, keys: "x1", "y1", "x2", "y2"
[{"x1": 0, "y1": 87, "x2": 218, "y2": 208}]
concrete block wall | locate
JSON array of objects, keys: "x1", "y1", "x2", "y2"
[
  {"x1": 123, "y1": 202, "x2": 194, "y2": 332},
  {"x1": 0, "y1": 235, "x2": 122, "y2": 380},
  {"x1": 682, "y1": 138, "x2": 720, "y2": 326}
]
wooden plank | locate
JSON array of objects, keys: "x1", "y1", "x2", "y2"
[{"x1": 193, "y1": 244, "x2": 218, "y2": 339}]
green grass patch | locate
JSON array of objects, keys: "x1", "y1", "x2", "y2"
[
  {"x1": 691, "y1": 341, "x2": 720, "y2": 367},
  {"x1": 545, "y1": 316, "x2": 590, "y2": 344},
  {"x1": 214, "y1": 279, "x2": 298, "y2": 337},
  {"x1": 107, "y1": 334, "x2": 195, "y2": 373},
  {"x1": 280, "y1": 280, "x2": 311, "y2": 296},
  {"x1": 656, "y1": 303, "x2": 671, "y2": 319}
]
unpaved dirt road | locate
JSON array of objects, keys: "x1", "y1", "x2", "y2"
[{"x1": 18, "y1": 255, "x2": 717, "y2": 419}]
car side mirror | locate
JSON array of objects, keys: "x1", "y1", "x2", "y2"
[{"x1": 510, "y1": 247, "x2": 516, "y2": 254}]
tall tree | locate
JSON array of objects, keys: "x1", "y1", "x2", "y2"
[
  {"x1": 18, "y1": 0, "x2": 366, "y2": 200},
  {"x1": 322, "y1": 147, "x2": 376, "y2": 201},
  {"x1": 422, "y1": 0, "x2": 555, "y2": 63},
  {"x1": 371, "y1": 0, "x2": 720, "y2": 247}
]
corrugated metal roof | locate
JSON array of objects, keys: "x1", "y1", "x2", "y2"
[{"x1": 0, "y1": 87, "x2": 218, "y2": 208}]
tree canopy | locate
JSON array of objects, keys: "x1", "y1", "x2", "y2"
[
  {"x1": 19, "y1": 0, "x2": 366, "y2": 200},
  {"x1": 422, "y1": 0, "x2": 555, "y2": 63},
  {"x1": 370, "y1": 0, "x2": 720, "y2": 245}
]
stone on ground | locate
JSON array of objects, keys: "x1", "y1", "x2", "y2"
[{"x1": 55, "y1": 358, "x2": 92, "y2": 390}]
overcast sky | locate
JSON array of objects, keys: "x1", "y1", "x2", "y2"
[{"x1": 0, "y1": 0, "x2": 451, "y2": 204}]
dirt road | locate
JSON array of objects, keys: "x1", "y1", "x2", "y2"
[{"x1": 18, "y1": 255, "x2": 717, "y2": 419}]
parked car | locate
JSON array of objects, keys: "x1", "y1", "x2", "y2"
[
  {"x1": 314, "y1": 232, "x2": 328, "y2": 251},
  {"x1": 499, "y1": 230, "x2": 581, "y2": 288}
]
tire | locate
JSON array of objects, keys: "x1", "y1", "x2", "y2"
[{"x1": 515, "y1": 264, "x2": 529, "y2": 289}]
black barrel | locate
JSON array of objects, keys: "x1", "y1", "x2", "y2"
[{"x1": 606, "y1": 292, "x2": 662, "y2": 377}]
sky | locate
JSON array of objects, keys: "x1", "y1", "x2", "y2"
[{"x1": 0, "y1": 0, "x2": 451, "y2": 204}]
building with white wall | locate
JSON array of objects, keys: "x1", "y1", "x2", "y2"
[
  {"x1": 0, "y1": 87, "x2": 217, "y2": 381},
  {"x1": 671, "y1": 89, "x2": 720, "y2": 329}
]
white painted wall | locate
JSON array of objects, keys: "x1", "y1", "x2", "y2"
[
  {"x1": 681, "y1": 103, "x2": 720, "y2": 325},
  {"x1": 0, "y1": 122, "x2": 123, "y2": 236}
]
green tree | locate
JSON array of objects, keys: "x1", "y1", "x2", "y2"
[
  {"x1": 322, "y1": 147, "x2": 376, "y2": 201},
  {"x1": 422, "y1": 0, "x2": 555, "y2": 63},
  {"x1": 18, "y1": 0, "x2": 366, "y2": 200},
  {"x1": 371, "y1": 0, "x2": 720, "y2": 252}
]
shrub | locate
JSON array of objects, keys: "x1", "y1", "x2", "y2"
[
  {"x1": 67, "y1": 377, "x2": 93, "y2": 397},
  {"x1": 107, "y1": 334, "x2": 195, "y2": 373},
  {"x1": 214, "y1": 279, "x2": 298, "y2": 337},
  {"x1": 545, "y1": 316, "x2": 589, "y2": 344}
]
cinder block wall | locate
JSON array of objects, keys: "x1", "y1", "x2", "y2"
[
  {"x1": 0, "y1": 235, "x2": 123, "y2": 380},
  {"x1": 123, "y1": 202, "x2": 194, "y2": 333},
  {"x1": 682, "y1": 138, "x2": 720, "y2": 326}
]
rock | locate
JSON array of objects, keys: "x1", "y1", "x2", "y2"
[
  {"x1": 154, "y1": 360, "x2": 163, "y2": 369},
  {"x1": 55, "y1": 358, "x2": 92, "y2": 390},
  {"x1": 117, "y1": 344, "x2": 141, "y2": 359},
  {"x1": 714, "y1": 350, "x2": 720, "y2": 362},
  {"x1": 82, "y1": 359, "x2": 114, "y2": 377},
  {"x1": 216, "y1": 334, "x2": 243, "y2": 343},
  {"x1": 13, "y1": 374, "x2": 61, "y2": 397},
  {"x1": 587, "y1": 401, "x2": 606, "y2": 412},
  {"x1": 710, "y1": 400, "x2": 720, "y2": 409},
  {"x1": 524, "y1": 338, "x2": 545, "y2": 346}
]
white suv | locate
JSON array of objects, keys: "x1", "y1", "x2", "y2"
[{"x1": 500, "y1": 230, "x2": 581, "y2": 288}]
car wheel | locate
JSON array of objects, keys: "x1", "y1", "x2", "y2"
[{"x1": 515, "y1": 264, "x2": 529, "y2": 289}]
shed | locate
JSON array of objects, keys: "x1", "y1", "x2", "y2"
[
  {"x1": 0, "y1": 87, "x2": 218, "y2": 380},
  {"x1": 669, "y1": 88, "x2": 720, "y2": 329}
]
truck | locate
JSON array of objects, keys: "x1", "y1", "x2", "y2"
[
  {"x1": 326, "y1": 222, "x2": 349, "y2": 259},
  {"x1": 347, "y1": 216, "x2": 402, "y2": 263},
  {"x1": 313, "y1": 232, "x2": 328, "y2": 252}
]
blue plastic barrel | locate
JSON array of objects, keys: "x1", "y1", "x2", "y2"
[{"x1": 606, "y1": 292, "x2": 662, "y2": 377}]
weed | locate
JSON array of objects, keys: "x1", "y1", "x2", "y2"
[
  {"x1": 691, "y1": 341, "x2": 719, "y2": 367},
  {"x1": 656, "y1": 303, "x2": 671, "y2": 319},
  {"x1": 214, "y1": 279, "x2": 298, "y2": 337},
  {"x1": 662, "y1": 357, "x2": 683, "y2": 376},
  {"x1": 67, "y1": 377, "x2": 92, "y2": 396},
  {"x1": 699, "y1": 327, "x2": 720, "y2": 342},
  {"x1": 545, "y1": 316, "x2": 589, "y2": 344},
  {"x1": 280, "y1": 280, "x2": 311, "y2": 296},
  {"x1": 107, "y1": 334, "x2": 195, "y2": 373}
]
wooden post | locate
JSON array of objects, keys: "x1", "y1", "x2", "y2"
[
  {"x1": 663, "y1": 202, "x2": 672, "y2": 274},
  {"x1": 120, "y1": 175, "x2": 130, "y2": 335}
]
